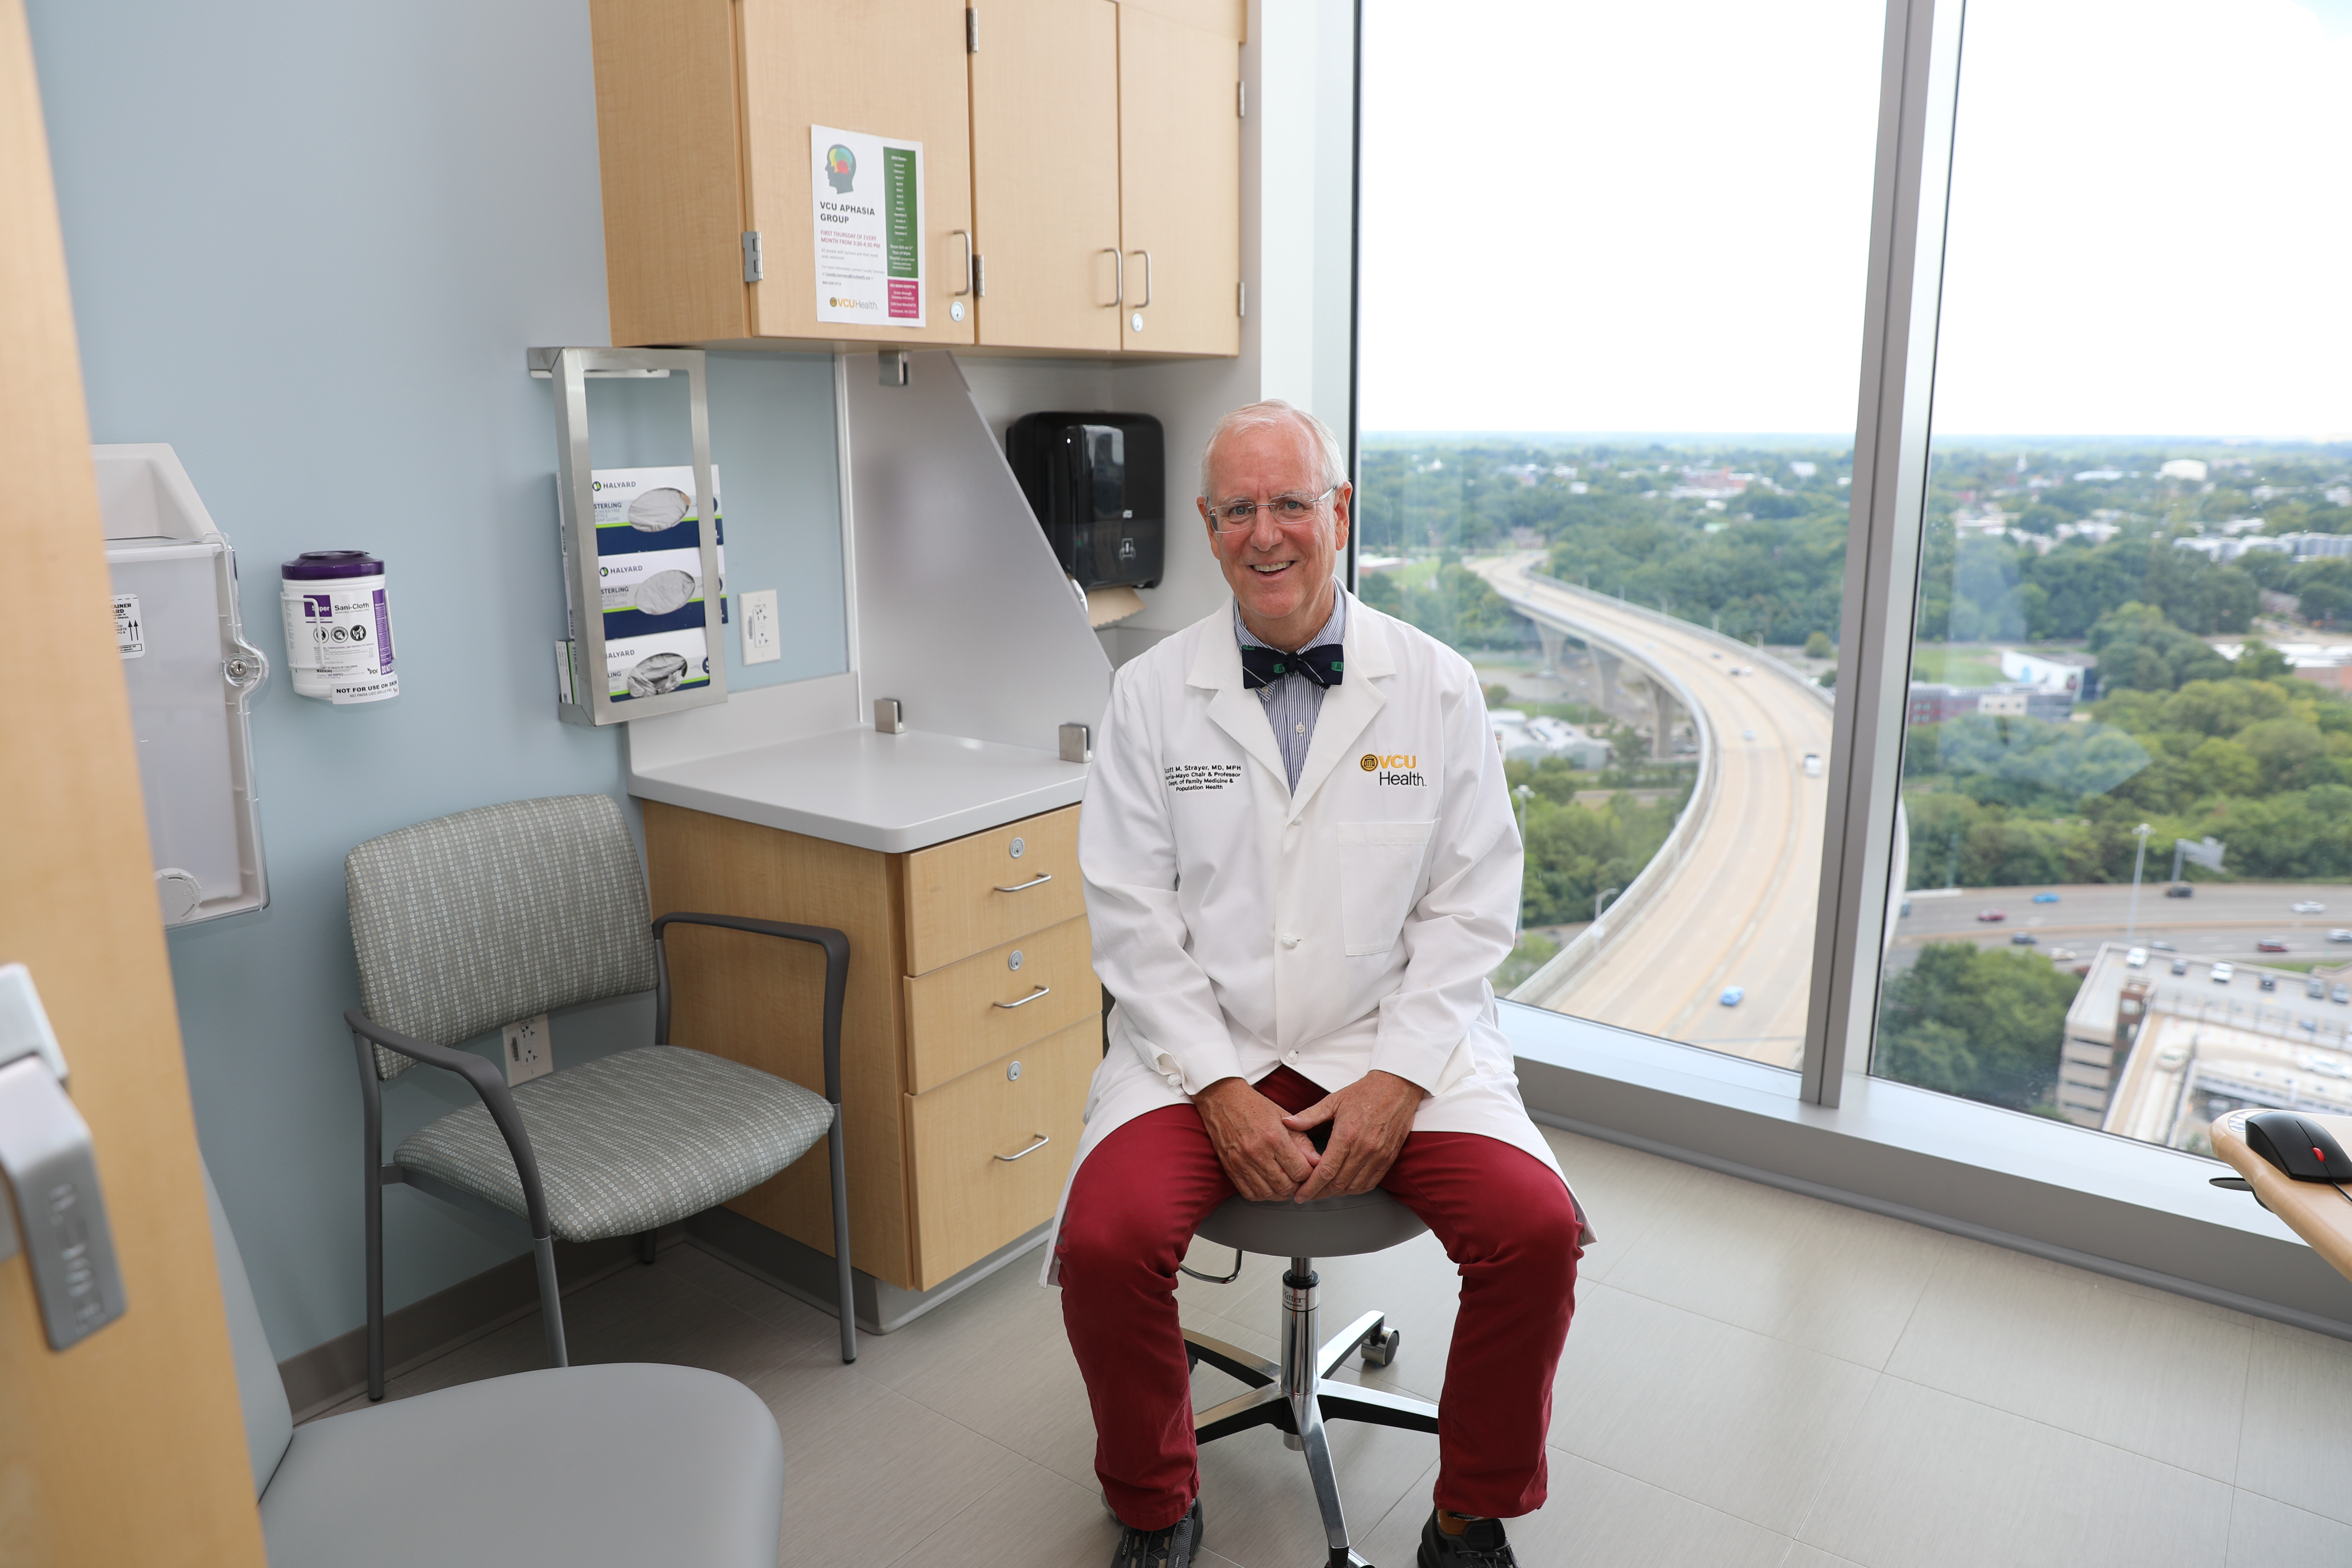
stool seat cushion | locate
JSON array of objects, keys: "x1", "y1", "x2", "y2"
[
  {"x1": 1194, "y1": 1187, "x2": 1429, "y2": 1258},
  {"x1": 394, "y1": 1045, "x2": 832, "y2": 1242},
  {"x1": 260, "y1": 1364, "x2": 783, "y2": 1568}
]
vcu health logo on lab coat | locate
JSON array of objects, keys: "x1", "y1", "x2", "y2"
[{"x1": 1363, "y1": 752, "x2": 1426, "y2": 785}]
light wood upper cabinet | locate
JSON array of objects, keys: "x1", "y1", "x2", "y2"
[
  {"x1": 590, "y1": 0, "x2": 976, "y2": 348},
  {"x1": 588, "y1": 0, "x2": 1240, "y2": 357},
  {"x1": 737, "y1": 0, "x2": 976, "y2": 345},
  {"x1": 969, "y1": 0, "x2": 1123, "y2": 351},
  {"x1": 1118, "y1": 2, "x2": 1242, "y2": 357}
]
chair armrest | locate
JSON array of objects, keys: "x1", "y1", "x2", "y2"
[
  {"x1": 650, "y1": 913, "x2": 850, "y2": 1106},
  {"x1": 344, "y1": 1010, "x2": 554, "y2": 1240}
]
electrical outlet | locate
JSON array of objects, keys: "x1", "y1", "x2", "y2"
[
  {"x1": 502, "y1": 1014, "x2": 552, "y2": 1084},
  {"x1": 742, "y1": 588, "x2": 780, "y2": 664}
]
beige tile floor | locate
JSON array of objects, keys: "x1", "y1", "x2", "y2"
[{"x1": 319, "y1": 1127, "x2": 2352, "y2": 1567}]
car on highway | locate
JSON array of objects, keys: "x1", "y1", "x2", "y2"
[
  {"x1": 2150, "y1": 940, "x2": 2178, "y2": 951},
  {"x1": 2032, "y1": 892, "x2": 2061, "y2": 904},
  {"x1": 1803, "y1": 753, "x2": 1822, "y2": 777},
  {"x1": 1719, "y1": 986, "x2": 1744, "y2": 1007},
  {"x1": 2293, "y1": 900, "x2": 2326, "y2": 914},
  {"x1": 2302, "y1": 1056, "x2": 2350, "y2": 1078},
  {"x1": 2258, "y1": 937, "x2": 2291, "y2": 953},
  {"x1": 2127, "y1": 946, "x2": 2149, "y2": 968},
  {"x1": 2164, "y1": 884, "x2": 2194, "y2": 898},
  {"x1": 1742, "y1": 728, "x2": 1756, "y2": 740},
  {"x1": 2331, "y1": 929, "x2": 2352, "y2": 944},
  {"x1": 1976, "y1": 909, "x2": 2006, "y2": 922},
  {"x1": 2212, "y1": 962, "x2": 2234, "y2": 985},
  {"x1": 2010, "y1": 932, "x2": 2039, "y2": 945},
  {"x1": 2049, "y1": 947, "x2": 2078, "y2": 962},
  {"x1": 2261, "y1": 973, "x2": 2279, "y2": 991},
  {"x1": 2171, "y1": 957, "x2": 2190, "y2": 975}
]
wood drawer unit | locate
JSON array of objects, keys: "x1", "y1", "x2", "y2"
[
  {"x1": 904, "y1": 803, "x2": 1083, "y2": 974},
  {"x1": 643, "y1": 797, "x2": 1099, "y2": 1293},
  {"x1": 905, "y1": 1015, "x2": 1095, "y2": 1285},
  {"x1": 903, "y1": 916, "x2": 1099, "y2": 1093}
]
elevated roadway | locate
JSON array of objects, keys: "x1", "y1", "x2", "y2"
[{"x1": 1472, "y1": 555, "x2": 1835, "y2": 1068}]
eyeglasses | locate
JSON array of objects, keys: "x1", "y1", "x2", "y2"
[{"x1": 1207, "y1": 485, "x2": 1339, "y2": 534}]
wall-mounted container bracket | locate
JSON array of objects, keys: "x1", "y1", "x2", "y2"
[
  {"x1": 94, "y1": 444, "x2": 270, "y2": 928},
  {"x1": 532, "y1": 346, "x2": 728, "y2": 727}
]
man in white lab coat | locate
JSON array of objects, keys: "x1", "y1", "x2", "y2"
[{"x1": 1053, "y1": 401, "x2": 1587, "y2": 1568}]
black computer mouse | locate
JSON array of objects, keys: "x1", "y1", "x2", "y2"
[{"x1": 2243, "y1": 1110, "x2": 2352, "y2": 1183}]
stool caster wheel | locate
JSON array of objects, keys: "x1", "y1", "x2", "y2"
[{"x1": 1362, "y1": 1326, "x2": 1401, "y2": 1368}]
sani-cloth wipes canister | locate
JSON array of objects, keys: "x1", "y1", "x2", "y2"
[{"x1": 280, "y1": 551, "x2": 397, "y2": 704}]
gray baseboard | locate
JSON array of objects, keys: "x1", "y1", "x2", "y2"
[
  {"x1": 278, "y1": 1227, "x2": 680, "y2": 1423},
  {"x1": 686, "y1": 1206, "x2": 1049, "y2": 1335}
]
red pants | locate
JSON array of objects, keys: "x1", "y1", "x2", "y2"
[{"x1": 1055, "y1": 1067, "x2": 1581, "y2": 1530}]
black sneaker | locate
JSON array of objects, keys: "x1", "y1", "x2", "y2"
[
  {"x1": 1418, "y1": 1509, "x2": 1518, "y2": 1568},
  {"x1": 1111, "y1": 1498, "x2": 1205, "y2": 1568}
]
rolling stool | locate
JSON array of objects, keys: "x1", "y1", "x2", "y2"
[{"x1": 1181, "y1": 1189, "x2": 1442, "y2": 1568}]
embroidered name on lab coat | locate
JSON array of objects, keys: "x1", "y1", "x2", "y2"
[{"x1": 1164, "y1": 763, "x2": 1243, "y2": 792}]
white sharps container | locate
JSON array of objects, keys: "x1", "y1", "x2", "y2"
[{"x1": 281, "y1": 551, "x2": 398, "y2": 703}]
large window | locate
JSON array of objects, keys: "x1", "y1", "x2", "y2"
[
  {"x1": 1358, "y1": 0, "x2": 1883, "y2": 1068},
  {"x1": 1871, "y1": 0, "x2": 2352, "y2": 1148}
]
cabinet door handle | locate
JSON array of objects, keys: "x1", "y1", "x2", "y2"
[
  {"x1": 992, "y1": 873, "x2": 1054, "y2": 892},
  {"x1": 994, "y1": 984, "x2": 1051, "y2": 1010},
  {"x1": 1129, "y1": 249, "x2": 1152, "y2": 308},
  {"x1": 953, "y1": 230, "x2": 973, "y2": 296},
  {"x1": 995, "y1": 1133, "x2": 1052, "y2": 1162},
  {"x1": 1104, "y1": 247, "x2": 1124, "y2": 307}
]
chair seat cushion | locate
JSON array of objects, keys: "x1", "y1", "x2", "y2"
[
  {"x1": 261, "y1": 1364, "x2": 783, "y2": 1568},
  {"x1": 1194, "y1": 1187, "x2": 1430, "y2": 1258},
  {"x1": 394, "y1": 1045, "x2": 833, "y2": 1242}
]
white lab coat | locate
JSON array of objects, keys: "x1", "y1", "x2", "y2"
[{"x1": 1041, "y1": 590, "x2": 1588, "y2": 1285}]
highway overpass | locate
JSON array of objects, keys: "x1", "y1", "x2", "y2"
[{"x1": 1472, "y1": 555, "x2": 1836, "y2": 1069}]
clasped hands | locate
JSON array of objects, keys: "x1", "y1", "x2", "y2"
[{"x1": 1194, "y1": 1070, "x2": 1424, "y2": 1203}]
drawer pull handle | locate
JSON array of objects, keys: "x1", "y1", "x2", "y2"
[
  {"x1": 993, "y1": 873, "x2": 1054, "y2": 893},
  {"x1": 995, "y1": 985, "x2": 1052, "y2": 1010},
  {"x1": 996, "y1": 1133, "x2": 1052, "y2": 1162}
]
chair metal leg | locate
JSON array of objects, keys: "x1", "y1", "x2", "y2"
[
  {"x1": 364, "y1": 1167, "x2": 385, "y2": 1401},
  {"x1": 828, "y1": 1107, "x2": 858, "y2": 1363},
  {"x1": 533, "y1": 1234, "x2": 569, "y2": 1368},
  {"x1": 636, "y1": 1229, "x2": 657, "y2": 1265}
]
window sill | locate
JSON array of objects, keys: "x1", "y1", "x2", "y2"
[{"x1": 1503, "y1": 1000, "x2": 2352, "y2": 1340}]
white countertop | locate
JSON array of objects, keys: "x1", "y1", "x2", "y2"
[{"x1": 629, "y1": 724, "x2": 1090, "y2": 853}]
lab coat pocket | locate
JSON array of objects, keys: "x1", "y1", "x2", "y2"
[{"x1": 1337, "y1": 820, "x2": 1437, "y2": 956}]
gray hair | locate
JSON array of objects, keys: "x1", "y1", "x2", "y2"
[{"x1": 1197, "y1": 399, "x2": 1349, "y2": 501}]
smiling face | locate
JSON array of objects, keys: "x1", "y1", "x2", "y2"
[{"x1": 1199, "y1": 415, "x2": 1352, "y2": 652}]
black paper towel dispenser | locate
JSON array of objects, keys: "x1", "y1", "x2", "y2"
[{"x1": 1006, "y1": 412, "x2": 1164, "y2": 592}]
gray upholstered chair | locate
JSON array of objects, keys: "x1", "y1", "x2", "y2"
[
  {"x1": 343, "y1": 794, "x2": 854, "y2": 1400},
  {"x1": 206, "y1": 1160, "x2": 786, "y2": 1568},
  {"x1": 1180, "y1": 1190, "x2": 1442, "y2": 1567}
]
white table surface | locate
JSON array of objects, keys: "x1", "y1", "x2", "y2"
[{"x1": 629, "y1": 725, "x2": 1089, "y2": 853}]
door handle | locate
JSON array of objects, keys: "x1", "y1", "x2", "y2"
[
  {"x1": 0, "y1": 964, "x2": 128, "y2": 1350},
  {"x1": 1104, "y1": 247, "x2": 1124, "y2": 307},
  {"x1": 994, "y1": 985, "x2": 1051, "y2": 1010},
  {"x1": 995, "y1": 1133, "x2": 1052, "y2": 1162},
  {"x1": 1129, "y1": 250, "x2": 1152, "y2": 308},
  {"x1": 992, "y1": 873, "x2": 1054, "y2": 892},
  {"x1": 953, "y1": 230, "x2": 973, "y2": 296}
]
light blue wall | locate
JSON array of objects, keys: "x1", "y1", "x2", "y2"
[{"x1": 30, "y1": 0, "x2": 845, "y2": 1359}]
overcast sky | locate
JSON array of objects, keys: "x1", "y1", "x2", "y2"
[{"x1": 1358, "y1": 0, "x2": 2352, "y2": 441}]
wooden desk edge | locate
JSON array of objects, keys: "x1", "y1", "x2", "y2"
[{"x1": 2213, "y1": 1111, "x2": 2352, "y2": 1281}]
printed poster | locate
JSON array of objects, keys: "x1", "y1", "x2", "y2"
[{"x1": 811, "y1": 124, "x2": 925, "y2": 328}]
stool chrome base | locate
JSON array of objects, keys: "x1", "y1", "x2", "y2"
[{"x1": 1184, "y1": 1258, "x2": 1440, "y2": 1568}]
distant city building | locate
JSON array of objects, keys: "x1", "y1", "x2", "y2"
[
  {"x1": 2220, "y1": 517, "x2": 2268, "y2": 535},
  {"x1": 1668, "y1": 467, "x2": 1748, "y2": 501},
  {"x1": 2158, "y1": 458, "x2": 2210, "y2": 483},
  {"x1": 2273, "y1": 532, "x2": 2352, "y2": 560},
  {"x1": 2073, "y1": 468, "x2": 2124, "y2": 482},
  {"x1": 1789, "y1": 461, "x2": 1819, "y2": 478},
  {"x1": 1998, "y1": 648, "x2": 2094, "y2": 695},
  {"x1": 2326, "y1": 485, "x2": 2351, "y2": 506},
  {"x1": 1488, "y1": 709, "x2": 1613, "y2": 768},
  {"x1": 2057, "y1": 518, "x2": 2122, "y2": 545},
  {"x1": 1907, "y1": 680, "x2": 2076, "y2": 724}
]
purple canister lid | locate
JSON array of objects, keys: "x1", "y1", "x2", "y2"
[{"x1": 281, "y1": 550, "x2": 384, "y2": 580}]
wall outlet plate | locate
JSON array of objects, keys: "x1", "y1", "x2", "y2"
[
  {"x1": 502, "y1": 1014, "x2": 552, "y2": 1084},
  {"x1": 741, "y1": 588, "x2": 780, "y2": 665}
]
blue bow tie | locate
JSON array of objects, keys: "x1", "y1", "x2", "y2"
[{"x1": 1241, "y1": 643, "x2": 1344, "y2": 690}]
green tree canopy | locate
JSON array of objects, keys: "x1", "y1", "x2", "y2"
[{"x1": 1874, "y1": 944, "x2": 2081, "y2": 1110}]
